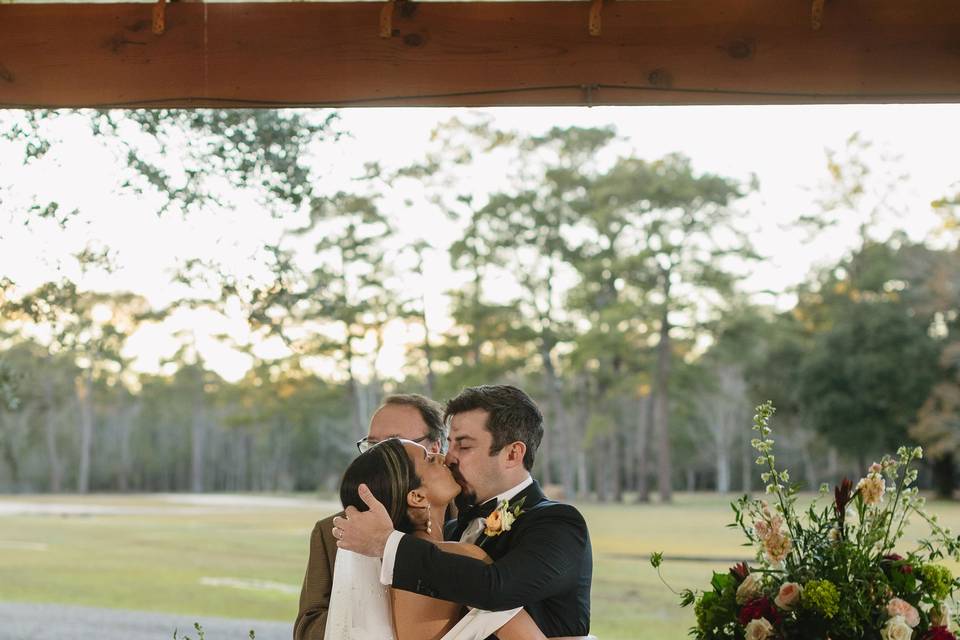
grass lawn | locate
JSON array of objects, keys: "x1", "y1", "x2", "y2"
[{"x1": 2, "y1": 492, "x2": 960, "y2": 639}]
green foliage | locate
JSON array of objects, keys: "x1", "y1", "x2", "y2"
[
  {"x1": 799, "y1": 299, "x2": 940, "y2": 453},
  {"x1": 0, "y1": 359, "x2": 19, "y2": 411},
  {"x1": 801, "y1": 579, "x2": 840, "y2": 619},
  {"x1": 919, "y1": 563, "x2": 953, "y2": 601},
  {"x1": 692, "y1": 573, "x2": 739, "y2": 640}
]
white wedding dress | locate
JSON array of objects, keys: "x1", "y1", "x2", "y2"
[{"x1": 324, "y1": 549, "x2": 521, "y2": 640}]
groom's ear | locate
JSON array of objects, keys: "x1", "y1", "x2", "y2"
[
  {"x1": 502, "y1": 441, "x2": 527, "y2": 469},
  {"x1": 406, "y1": 488, "x2": 428, "y2": 508}
]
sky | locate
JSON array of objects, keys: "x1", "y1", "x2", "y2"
[{"x1": 1, "y1": 104, "x2": 958, "y2": 381}]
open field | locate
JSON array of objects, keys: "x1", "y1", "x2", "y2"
[{"x1": 3, "y1": 492, "x2": 960, "y2": 639}]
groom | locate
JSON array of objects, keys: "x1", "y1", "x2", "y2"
[{"x1": 334, "y1": 384, "x2": 592, "y2": 637}]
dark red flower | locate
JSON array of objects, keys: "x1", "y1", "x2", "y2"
[
  {"x1": 730, "y1": 562, "x2": 750, "y2": 581},
  {"x1": 738, "y1": 597, "x2": 781, "y2": 626},
  {"x1": 835, "y1": 477, "x2": 853, "y2": 526},
  {"x1": 925, "y1": 626, "x2": 956, "y2": 640},
  {"x1": 881, "y1": 553, "x2": 914, "y2": 574}
]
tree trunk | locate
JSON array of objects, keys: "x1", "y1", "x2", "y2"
[
  {"x1": 932, "y1": 454, "x2": 956, "y2": 499},
  {"x1": 190, "y1": 398, "x2": 206, "y2": 493},
  {"x1": 610, "y1": 425, "x2": 624, "y2": 502},
  {"x1": 346, "y1": 337, "x2": 365, "y2": 438},
  {"x1": 653, "y1": 279, "x2": 673, "y2": 503},
  {"x1": 798, "y1": 429, "x2": 818, "y2": 491},
  {"x1": 420, "y1": 292, "x2": 436, "y2": 398},
  {"x1": 0, "y1": 410, "x2": 27, "y2": 489},
  {"x1": 594, "y1": 435, "x2": 608, "y2": 502},
  {"x1": 116, "y1": 410, "x2": 129, "y2": 492},
  {"x1": 541, "y1": 341, "x2": 574, "y2": 498},
  {"x1": 636, "y1": 393, "x2": 653, "y2": 502},
  {"x1": 575, "y1": 379, "x2": 591, "y2": 498},
  {"x1": 538, "y1": 417, "x2": 553, "y2": 486},
  {"x1": 712, "y1": 388, "x2": 736, "y2": 494},
  {"x1": 43, "y1": 377, "x2": 62, "y2": 493},
  {"x1": 827, "y1": 446, "x2": 839, "y2": 483},
  {"x1": 76, "y1": 370, "x2": 95, "y2": 494},
  {"x1": 716, "y1": 435, "x2": 731, "y2": 494}
]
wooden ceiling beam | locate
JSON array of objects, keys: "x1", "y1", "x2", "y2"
[{"x1": 1, "y1": 0, "x2": 959, "y2": 108}]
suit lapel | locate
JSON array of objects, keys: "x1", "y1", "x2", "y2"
[{"x1": 475, "y1": 481, "x2": 547, "y2": 554}]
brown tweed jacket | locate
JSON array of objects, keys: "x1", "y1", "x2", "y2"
[{"x1": 294, "y1": 512, "x2": 340, "y2": 640}]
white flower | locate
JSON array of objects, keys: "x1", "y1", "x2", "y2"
[
  {"x1": 881, "y1": 615, "x2": 913, "y2": 640},
  {"x1": 501, "y1": 509, "x2": 516, "y2": 531},
  {"x1": 744, "y1": 617, "x2": 774, "y2": 640},
  {"x1": 736, "y1": 572, "x2": 763, "y2": 605}
]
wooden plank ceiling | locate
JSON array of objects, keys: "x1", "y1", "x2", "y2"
[{"x1": 1, "y1": 0, "x2": 959, "y2": 108}]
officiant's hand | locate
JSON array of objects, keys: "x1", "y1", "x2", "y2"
[{"x1": 332, "y1": 483, "x2": 394, "y2": 557}]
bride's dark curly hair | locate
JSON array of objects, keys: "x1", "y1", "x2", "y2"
[{"x1": 339, "y1": 438, "x2": 422, "y2": 534}]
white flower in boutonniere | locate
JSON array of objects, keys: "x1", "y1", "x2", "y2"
[{"x1": 484, "y1": 497, "x2": 526, "y2": 537}]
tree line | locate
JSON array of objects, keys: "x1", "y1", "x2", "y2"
[{"x1": 0, "y1": 111, "x2": 957, "y2": 500}]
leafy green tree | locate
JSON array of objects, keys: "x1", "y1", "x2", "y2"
[
  {"x1": 459, "y1": 126, "x2": 615, "y2": 495},
  {"x1": 231, "y1": 191, "x2": 394, "y2": 438},
  {"x1": 799, "y1": 299, "x2": 939, "y2": 466},
  {"x1": 1, "y1": 109, "x2": 337, "y2": 223},
  {"x1": 431, "y1": 196, "x2": 532, "y2": 399},
  {"x1": 574, "y1": 153, "x2": 755, "y2": 502},
  {"x1": 912, "y1": 342, "x2": 960, "y2": 497},
  {"x1": 0, "y1": 280, "x2": 152, "y2": 492}
]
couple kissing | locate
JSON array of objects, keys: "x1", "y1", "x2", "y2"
[{"x1": 295, "y1": 385, "x2": 593, "y2": 640}]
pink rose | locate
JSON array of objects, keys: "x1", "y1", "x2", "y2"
[
  {"x1": 745, "y1": 617, "x2": 774, "y2": 640},
  {"x1": 886, "y1": 598, "x2": 920, "y2": 628},
  {"x1": 774, "y1": 582, "x2": 803, "y2": 610}
]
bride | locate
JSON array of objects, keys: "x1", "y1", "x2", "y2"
[{"x1": 326, "y1": 437, "x2": 553, "y2": 640}]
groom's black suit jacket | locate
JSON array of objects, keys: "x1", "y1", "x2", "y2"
[{"x1": 391, "y1": 480, "x2": 592, "y2": 637}]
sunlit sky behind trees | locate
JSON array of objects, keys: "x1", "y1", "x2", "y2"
[{"x1": 2, "y1": 105, "x2": 957, "y2": 383}]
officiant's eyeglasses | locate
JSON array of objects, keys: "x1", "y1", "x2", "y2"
[{"x1": 356, "y1": 434, "x2": 431, "y2": 454}]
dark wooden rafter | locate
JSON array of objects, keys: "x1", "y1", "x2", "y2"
[{"x1": 1, "y1": 0, "x2": 959, "y2": 108}]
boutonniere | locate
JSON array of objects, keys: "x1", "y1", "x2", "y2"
[{"x1": 484, "y1": 497, "x2": 526, "y2": 537}]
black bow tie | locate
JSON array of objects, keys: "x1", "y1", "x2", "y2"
[{"x1": 457, "y1": 498, "x2": 498, "y2": 527}]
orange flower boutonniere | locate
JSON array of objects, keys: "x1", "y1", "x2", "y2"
[{"x1": 484, "y1": 497, "x2": 526, "y2": 537}]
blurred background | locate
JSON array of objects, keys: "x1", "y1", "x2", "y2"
[{"x1": 1, "y1": 105, "x2": 958, "y2": 639}]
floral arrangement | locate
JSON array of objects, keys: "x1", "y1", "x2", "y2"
[{"x1": 652, "y1": 402, "x2": 960, "y2": 640}]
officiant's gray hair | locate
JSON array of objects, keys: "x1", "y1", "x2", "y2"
[
  {"x1": 444, "y1": 385, "x2": 544, "y2": 471},
  {"x1": 382, "y1": 393, "x2": 446, "y2": 451}
]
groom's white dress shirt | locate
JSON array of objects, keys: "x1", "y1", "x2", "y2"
[{"x1": 379, "y1": 474, "x2": 533, "y2": 586}]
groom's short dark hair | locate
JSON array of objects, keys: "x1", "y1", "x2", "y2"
[{"x1": 444, "y1": 385, "x2": 543, "y2": 471}]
